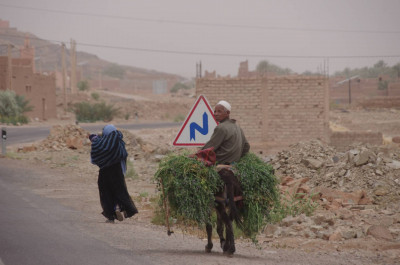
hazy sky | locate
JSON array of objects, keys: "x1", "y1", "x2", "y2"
[{"x1": 1, "y1": 0, "x2": 400, "y2": 78}]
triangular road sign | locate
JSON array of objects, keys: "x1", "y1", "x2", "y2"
[{"x1": 173, "y1": 95, "x2": 218, "y2": 146}]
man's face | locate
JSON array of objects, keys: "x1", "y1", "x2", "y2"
[{"x1": 214, "y1": 105, "x2": 229, "y2": 122}]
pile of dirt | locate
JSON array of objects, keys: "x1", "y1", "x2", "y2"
[{"x1": 36, "y1": 124, "x2": 90, "y2": 151}]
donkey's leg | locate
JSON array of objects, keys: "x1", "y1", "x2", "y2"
[
  {"x1": 205, "y1": 223, "x2": 213, "y2": 253},
  {"x1": 216, "y1": 203, "x2": 235, "y2": 255},
  {"x1": 215, "y1": 206, "x2": 226, "y2": 250},
  {"x1": 224, "y1": 218, "x2": 235, "y2": 255}
]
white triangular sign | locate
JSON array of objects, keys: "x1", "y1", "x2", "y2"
[{"x1": 173, "y1": 95, "x2": 218, "y2": 146}]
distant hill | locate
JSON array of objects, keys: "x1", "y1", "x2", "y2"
[{"x1": 0, "y1": 22, "x2": 184, "y2": 91}]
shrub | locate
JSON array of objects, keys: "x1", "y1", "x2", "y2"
[
  {"x1": 170, "y1": 82, "x2": 190, "y2": 93},
  {"x1": 77, "y1": 80, "x2": 89, "y2": 91},
  {"x1": 0, "y1": 90, "x2": 32, "y2": 124},
  {"x1": 91, "y1": 92, "x2": 100, "y2": 100},
  {"x1": 74, "y1": 101, "x2": 119, "y2": 122},
  {"x1": 173, "y1": 114, "x2": 185, "y2": 122}
]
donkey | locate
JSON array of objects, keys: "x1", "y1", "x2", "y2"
[{"x1": 204, "y1": 167, "x2": 244, "y2": 256}]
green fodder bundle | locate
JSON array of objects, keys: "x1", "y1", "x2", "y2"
[
  {"x1": 154, "y1": 153, "x2": 223, "y2": 225},
  {"x1": 154, "y1": 152, "x2": 280, "y2": 240},
  {"x1": 234, "y1": 153, "x2": 280, "y2": 240}
]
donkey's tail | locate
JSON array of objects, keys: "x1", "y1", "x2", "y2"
[{"x1": 226, "y1": 182, "x2": 244, "y2": 229}]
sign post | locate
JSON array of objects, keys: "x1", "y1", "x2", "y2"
[
  {"x1": 1, "y1": 127, "x2": 6, "y2": 155},
  {"x1": 173, "y1": 95, "x2": 218, "y2": 146}
]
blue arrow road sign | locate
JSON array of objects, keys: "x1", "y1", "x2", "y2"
[{"x1": 190, "y1": 112, "x2": 208, "y2": 141}]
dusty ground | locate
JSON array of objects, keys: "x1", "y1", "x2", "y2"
[{"x1": 3, "y1": 92, "x2": 400, "y2": 264}]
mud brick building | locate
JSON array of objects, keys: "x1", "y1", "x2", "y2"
[{"x1": 0, "y1": 35, "x2": 56, "y2": 120}]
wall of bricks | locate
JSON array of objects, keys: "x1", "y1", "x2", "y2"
[
  {"x1": 196, "y1": 78, "x2": 264, "y2": 142},
  {"x1": 263, "y1": 76, "x2": 329, "y2": 148},
  {"x1": 330, "y1": 131, "x2": 383, "y2": 151},
  {"x1": 196, "y1": 76, "x2": 329, "y2": 151}
]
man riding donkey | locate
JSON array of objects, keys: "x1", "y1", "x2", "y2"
[{"x1": 200, "y1": 100, "x2": 250, "y2": 256}]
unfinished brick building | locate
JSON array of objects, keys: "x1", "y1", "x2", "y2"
[{"x1": 196, "y1": 64, "x2": 329, "y2": 153}]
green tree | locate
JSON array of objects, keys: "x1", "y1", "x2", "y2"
[
  {"x1": 256, "y1": 61, "x2": 269, "y2": 74},
  {"x1": 333, "y1": 60, "x2": 400, "y2": 79},
  {"x1": 0, "y1": 90, "x2": 19, "y2": 117},
  {"x1": 256, "y1": 60, "x2": 292, "y2": 75},
  {"x1": 392, "y1": 63, "x2": 400, "y2": 79},
  {"x1": 374, "y1": 60, "x2": 387, "y2": 69}
]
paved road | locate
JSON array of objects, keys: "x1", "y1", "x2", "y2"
[
  {"x1": 1, "y1": 122, "x2": 181, "y2": 146},
  {"x1": 0, "y1": 161, "x2": 153, "y2": 265}
]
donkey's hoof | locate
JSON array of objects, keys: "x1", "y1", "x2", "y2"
[
  {"x1": 223, "y1": 251, "x2": 234, "y2": 258},
  {"x1": 205, "y1": 243, "x2": 213, "y2": 253},
  {"x1": 220, "y1": 240, "x2": 226, "y2": 250}
]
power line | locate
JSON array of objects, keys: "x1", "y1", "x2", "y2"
[
  {"x1": 1, "y1": 32, "x2": 400, "y2": 59},
  {"x1": 1, "y1": 3, "x2": 400, "y2": 35}
]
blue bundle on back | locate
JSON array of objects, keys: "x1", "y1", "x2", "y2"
[{"x1": 90, "y1": 130, "x2": 127, "y2": 170}]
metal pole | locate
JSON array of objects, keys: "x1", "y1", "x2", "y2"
[
  {"x1": 1, "y1": 127, "x2": 6, "y2": 156},
  {"x1": 61, "y1": 43, "x2": 67, "y2": 114}
]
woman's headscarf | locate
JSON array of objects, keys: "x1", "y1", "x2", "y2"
[{"x1": 103, "y1": 124, "x2": 117, "y2": 136}]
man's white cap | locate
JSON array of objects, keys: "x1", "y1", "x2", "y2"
[{"x1": 216, "y1": 100, "x2": 231, "y2": 112}]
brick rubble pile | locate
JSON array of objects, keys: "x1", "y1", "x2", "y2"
[{"x1": 261, "y1": 140, "x2": 400, "y2": 244}]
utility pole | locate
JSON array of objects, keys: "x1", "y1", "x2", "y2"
[
  {"x1": 70, "y1": 39, "x2": 77, "y2": 93},
  {"x1": 98, "y1": 71, "x2": 102, "y2": 89},
  {"x1": 61, "y1": 43, "x2": 67, "y2": 114},
  {"x1": 7, "y1": 44, "x2": 13, "y2": 90},
  {"x1": 196, "y1": 61, "x2": 202, "y2": 78}
]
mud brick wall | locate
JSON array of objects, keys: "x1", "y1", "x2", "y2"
[
  {"x1": 12, "y1": 65, "x2": 57, "y2": 120},
  {"x1": 196, "y1": 76, "x2": 329, "y2": 149},
  {"x1": 330, "y1": 131, "x2": 383, "y2": 151}
]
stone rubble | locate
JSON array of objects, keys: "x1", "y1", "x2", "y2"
[{"x1": 264, "y1": 139, "x2": 400, "y2": 246}]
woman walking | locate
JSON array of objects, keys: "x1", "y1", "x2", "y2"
[{"x1": 90, "y1": 124, "x2": 138, "y2": 223}]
